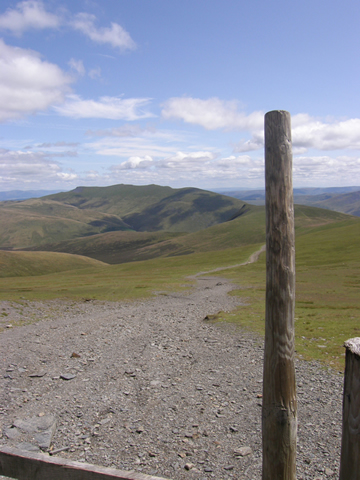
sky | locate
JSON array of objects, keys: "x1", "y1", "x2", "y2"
[{"x1": 0, "y1": 0, "x2": 360, "y2": 192}]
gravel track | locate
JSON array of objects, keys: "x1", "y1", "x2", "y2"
[{"x1": 0, "y1": 274, "x2": 343, "y2": 480}]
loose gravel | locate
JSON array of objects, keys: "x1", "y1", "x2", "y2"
[{"x1": 0, "y1": 276, "x2": 344, "y2": 480}]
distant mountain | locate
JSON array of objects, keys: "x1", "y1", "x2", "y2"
[
  {"x1": 25, "y1": 204, "x2": 353, "y2": 265},
  {"x1": 0, "y1": 184, "x2": 251, "y2": 249},
  {"x1": 0, "y1": 189, "x2": 63, "y2": 201},
  {"x1": 218, "y1": 186, "x2": 360, "y2": 216}
]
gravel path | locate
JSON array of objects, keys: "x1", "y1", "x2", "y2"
[{"x1": 0, "y1": 274, "x2": 343, "y2": 480}]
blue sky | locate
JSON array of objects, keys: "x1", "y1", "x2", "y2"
[{"x1": 0, "y1": 0, "x2": 360, "y2": 192}]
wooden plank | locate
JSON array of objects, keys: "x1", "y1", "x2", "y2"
[
  {"x1": 262, "y1": 110, "x2": 297, "y2": 480},
  {"x1": 0, "y1": 447, "x2": 170, "y2": 480},
  {"x1": 340, "y1": 337, "x2": 360, "y2": 480}
]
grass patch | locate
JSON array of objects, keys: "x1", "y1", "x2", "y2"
[
  {"x1": 209, "y1": 220, "x2": 360, "y2": 372},
  {"x1": 0, "y1": 244, "x2": 260, "y2": 302}
]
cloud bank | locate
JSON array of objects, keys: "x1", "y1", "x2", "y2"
[
  {"x1": 0, "y1": 1, "x2": 136, "y2": 51},
  {"x1": 0, "y1": 40, "x2": 72, "y2": 121},
  {"x1": 55, "y1": 95, "x2": 154, "y2": 120},
  {"x1": 0, "y1": 0, "x2": 60, "y2": 34}
]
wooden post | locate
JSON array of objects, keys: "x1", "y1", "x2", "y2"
[
  {"x1": 0, "y1": 446, "x2": 170, "y2": 480},
  {"x1": 340, "y1": 337, "x2": 360, "y2": 480},
  {"x1": 262, "y1": 110, "x2": 297, "y2": 480}
]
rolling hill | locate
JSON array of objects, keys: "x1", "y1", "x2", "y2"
[
  {"x1": 0, "y1": 184, "x2": 251, "y2": 249},
  {"x1": 0, "y1": 198, "x2": 131, "y2": 249},
  {"x1": 0, "y1": 250, "x2": 107, "y2": 278},
  {"x1": 24, "y1": 203, "x2": 354, "y2": 265}
]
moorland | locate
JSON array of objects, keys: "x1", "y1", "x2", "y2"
[{"x1": 1, "y1": 183, "x2": 360, "y2": 371}]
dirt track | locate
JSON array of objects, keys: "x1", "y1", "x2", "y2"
[{"x1": 0, "y1": 262, "x2": 343, "y2": 479}]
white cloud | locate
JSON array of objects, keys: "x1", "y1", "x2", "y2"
[
  {"x1": 233, "y1": 134, "x2": 264, "y2": 153},
  {"x1": 162, "y1": 97, "x2": 264, "y2": 131},
  {"x1": 0, "y1": 2, "x2": 136, "y2": 52},
  {"x1": 162, "y1": 99, "x2": 360, "y2": 155},
  {"x1": 0, "y1": 149, "x2": 77, "y2": 188},
  {"x1": 36, "y1": 141, "x2": 79, "y2": 148},
  {"x1": 68, "y1": 58, "x2": 85, "y2": 76},
  {"x1": 158, "y1": 151, "x2": 216, "y2": 170},
  {"x1": 70, "y1": 13, "x2": 136, "y2": 51},
  {"x1": 0, "y1": 39, "x2": 72, "y2": 121},
  {"x1": 115, "y1": 155, "x2": 154, "y2": 170},
  {"x1": 89, "y1": 137, "x2": 179, "y2": 159},
  {"x1": 0, "y1": 0, "x2": 60, "y2": 34},
  {"x1": 232, "y1": 113, "x2": 360, "y2": 153},
  {"x1": 292, "y1": 115, "x2": 360, "y2": 151},
  {"x1": 86, "y1": 124, "x2": 150, "y2": 138},
  {"x1": 293, "y1": 154, "x2": 360, "y2": 183},
  {"x1": 55, "y1": 95, "x2": 154, "y2": 120},
  {"x1": 84, "y1": 127, "x2": 188, "y2": 161},
  {"x1": 88, "y1": 67, "x2": 101, "y2": 79},
  {"x1": 107, "y1": 150, "x2": 265, "y2": 187}
]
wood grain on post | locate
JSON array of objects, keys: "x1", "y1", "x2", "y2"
[
  {"x1": 340, "y1": 337, "x2": 360, "y2": 480},
  {"x1": 262, "y1": 110, "x2": 297, "y2": 480}
]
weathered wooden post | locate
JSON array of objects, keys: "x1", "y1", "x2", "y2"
[
  {"x1": 262, "y1": 110, "x2": 297, "y2": 480},
  {"x1": 339, "y1": 337, "x2": 360, "y2": 480}
]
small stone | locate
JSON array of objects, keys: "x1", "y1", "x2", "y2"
[
  {"x1": 184, "y1": 463, "x2": 194, "y2": 470},
  {"x1": 224, "y1": 465, "x2": 234, "y2": 470},
  {"x1": 325, "y1": 468, "x2": 334, "y2": 476},
  {"x1": 229, "y1": 426, "x2": 238, "y2": 432},
  {"x1": 234, "y1": 446, "x2": 252, "y2": 457},
  {"x1": 150, "y1": 380, "x2": 161, "y2": 387},
  {"x1": 60, "y1": 373, "x2": 76, "y2": 380}
]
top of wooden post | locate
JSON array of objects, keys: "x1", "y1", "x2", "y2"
[
  {"x1": 265, "y1": 110, "x2": 290, "y2": 118},
  {"x1": 344, "y1": 337, "x2": 360, "y2": 356}
]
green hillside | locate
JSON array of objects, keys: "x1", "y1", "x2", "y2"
[
  {"x1": 294, "y1": 190, "x2": 360, "y2": 217},
  {"x1": 25, "y1": 231, "x2": 186, "y2": 264},
  {"x1": 44, "y1": 184, "x2": 175, "y2": 216},
  {"x1": 0, "y1": 184, "x2": 252, "y2": 249},
  {"x1": 0, "y1": 198, "x2": 131, "y2": 249},
  {"x1": 121, "y1": 187, "x2": 250, "y2": 232},
  {"x1": 0, "y1": 250, "x2": 107, "y2": 278},
  {"x1": 24, "y1": 204, "x2": 353, "y2": 264},
  {"x1": 46, "y1": 184, "x2": 250, "y2": 232}
]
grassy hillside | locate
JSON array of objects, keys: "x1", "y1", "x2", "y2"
[
  {"x1": 222, "y1": 186, "x2": 360, "y2": 216},
  {"x1": 24, "y1": 204, "x2": 352, "y2": 264},
  {"x1": 294, "y1": 190, "x2": 360, "y2": 217},
  {"x1": 0, "y1": 184, "x2": 252, "y2": 249},
  {"x1": 0, "y1": 250, "x2": 107, "y2": 278},
  {"x1": 211, "y1": 214, "x2": 360, "y2": 371},
  {"x1": 25, "y1": 231, "x2": 186, "y2": 264},
  {"x1": 44, "y1": 184, "x2": 175, "y2": 216},
  {"x1": 0, "y1": 199, "x2": 131, "y2": 249},
  {"x1": 121, "y1": 187, "x2": 249, "y2": 232},
  {"x1": 46, "y1": 184, "x2": 250, "y2": 232}
]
